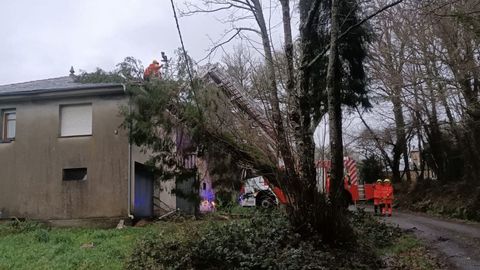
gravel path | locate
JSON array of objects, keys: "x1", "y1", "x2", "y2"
[{"x1": 371, "y1": 208, "x2": 480, "y2": 270}]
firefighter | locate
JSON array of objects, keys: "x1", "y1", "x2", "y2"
[
  {"x1": 373, "y1": 179, "x2": 384, "y2": 215},
  {"x1": 382, "y1": 179, "x2": 394, "y2": 216},
  {"x1": 144, "y1": 60, "x2": 162, "y2": 80}
]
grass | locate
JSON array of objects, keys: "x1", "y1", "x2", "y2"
[
  {"x1": 380, "y1": 234, "x2": 441, "y2": 270},
  {"x1": 0, "y1": 221, "x2": 200, "y2": 270},
  {"x1": 0, "y1": 213, "x2": 443, "y2": 270}
]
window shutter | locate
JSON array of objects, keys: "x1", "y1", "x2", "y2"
[{"x1": 60, "y1": 104, "x2": 92, "y2": 136}]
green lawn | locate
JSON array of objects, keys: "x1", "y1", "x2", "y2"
[{"x1": 0, "y1": 221, "x2": 161, "y2": 270}]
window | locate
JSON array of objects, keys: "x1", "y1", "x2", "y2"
[
  {"x1": 63, "y1": 168, "x2": 87, "y2": 181},
  {"x1": 2, "y1": 109, "x2": 16, "y2": 141},
  {"x1": 60, "y1": 104, "x2": 92, "y2": 137}
]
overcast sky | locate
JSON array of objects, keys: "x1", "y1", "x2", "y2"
[
  {"x1": 0, "y1": 1, "x2": 385, "y2": 149},
  {"x1": 0, "y1": 0, "x2": 255, "y2": 85}
]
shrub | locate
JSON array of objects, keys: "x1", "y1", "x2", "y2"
[
  {"x1": 359, "y1": 155, "x2": 385, "y2": 184},
  {"x1": 351, "y1": 209, "x2": 401, "y2": 249},
  {"x1": 188, "y1": 213, "x2": 292, "y2": 269},
  {"x1": 126, "y1": 229, "x2": 197, "y2": 269},
  {"x1": 215, "y1": 189, "x2": 237, "y2": 210},
  {"x1": 125, "y1": 211, "x2": 385, "y2": 269}
]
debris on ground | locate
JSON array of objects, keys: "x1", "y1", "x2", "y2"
[
  {"x1": 80, "y1": 242, "x2": 95, "y2": 249},
  {"x1": 134, "y1": 219, "x2": 152, "y2": 227},
  {"x1": 116, "y1": 219, "x2": 125, "y2": 229}
]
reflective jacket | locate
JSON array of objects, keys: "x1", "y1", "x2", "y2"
[
  {"x1": 144, "y1": 63, "x2": 161, "y2": 79},
  {"x1": 373, "y1": 184, "x2": 383, "y2": 199},
  {"x1": 383, "y1": 185, "x2": 394, "y2": 200}
]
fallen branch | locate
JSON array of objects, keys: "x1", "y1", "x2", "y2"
[{"x1": 158, "y1": 209, "x2": 178, "y2": 220}]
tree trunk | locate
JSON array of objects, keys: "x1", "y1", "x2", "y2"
[
  {"x1": 280, "y1": 0, "x2": 317, "y2": 217},
  {"x1": 412, "y1": 113, "x2": 424, "y2": 182},
  {"x1": 391, "y1": 86, "x2": 407, "y2": 183},
  {"x1": 250, "y1": 0, "x2": 297, "y2": 184},
  {"x1": 290, "y1": 0, "x2": 317, "y2": 189},
  {"x1": 439, "y1": 26, "x2": 480, "y2": 181},
  {"x1": 279, "y1": 0, "x2": 295, "y2": 97},
  {"x1": 326, "y1": 0, "x2": 344, "y2": 205},
  {"x1": 391, "y1": 155, "x2": 401, "y2": 183}
]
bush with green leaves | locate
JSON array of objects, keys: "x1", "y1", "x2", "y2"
[
  {"x1": 351, "y1": 208, "x2": 402, "y2": 249},
  {"x1": 126, "y1": 211, "x2": 386, "y2": 270},
  {"x1": 125, "y1": 230, "x2": 195, "y2": 269}
]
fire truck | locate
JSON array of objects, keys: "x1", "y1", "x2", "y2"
[
  {"x1": 239, "y1": 157, "x2": 363, "y2": 208},
  {"x1": 205, "y1": 68, "x2": 369, "y2": 208},
  {"x1": 239, "y1": 176, "x2": 290, "y2": 208}
]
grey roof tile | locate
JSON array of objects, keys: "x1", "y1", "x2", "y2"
[{"x1": 0, "y1": 76, "x2": 122, "y2": 96}]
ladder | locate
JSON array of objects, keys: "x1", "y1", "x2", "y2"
[
  {"x1": 357, "y1": 184, "x2": 366, "y2": 201},
  {"x1": 153, "y1": 196, "x2": 175, "y2": 214},
  {"x1": 205, "y1": 67, "x2": 276, "y2": 142}
]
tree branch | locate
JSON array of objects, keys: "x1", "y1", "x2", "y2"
[
  {"x1": 181, "y1": 4, "x2": 236, "y2": 16},
  {"x1": 181, "y1": 0, "x2": 253, "y2": 17},
  {"x1": 355, "y1": 106, "x2": 394, "y2": 168},
  {"x1": 199, "y1": 28, "x2": 259, "y2": 63}
]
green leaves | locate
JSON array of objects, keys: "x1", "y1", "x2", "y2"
[
  {"x1": 74, "y1": 68, "x2": 125, "y2": 83},
  {"x1": 125, "y1": 211, "x2": 396, "y2": 269},
  {"x1": 126, "y1": 213, "x2": 333, "y2": 270},
  {"x1": 74, "y1": 57, "x2": 144, "y2": 83}
]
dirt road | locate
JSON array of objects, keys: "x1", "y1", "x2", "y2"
[{"x1": 374, "y1": 209, "x2": 480, "y2": 270}]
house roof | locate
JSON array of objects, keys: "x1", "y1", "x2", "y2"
[{"x1": 0, "y1": 76, "x2": 123, "y2": 97}]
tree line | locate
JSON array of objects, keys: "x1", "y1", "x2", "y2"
[{"x1": 355, "y1": 0, "x2": 480, "y2": 185}]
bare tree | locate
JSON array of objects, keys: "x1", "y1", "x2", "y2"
[
  {"x1": 358, "y1": 0, "x2": 480, "y2": 185},
  {"x1": 366, "y1": 3, "x2": 411, "y2": 182}
]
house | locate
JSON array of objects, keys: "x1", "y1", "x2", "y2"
[{"x1": 0, "y1": 75, "x2": 177, "y2": 221}]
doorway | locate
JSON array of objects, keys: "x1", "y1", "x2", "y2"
[{"x1": 134, "y1": 162, "x2": 153, "y2": 217}]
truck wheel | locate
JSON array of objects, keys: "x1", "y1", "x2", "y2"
[
  {"x1": 256, "y1": 194, "x2": 276, "y2": 209},
  {"x1": 261, "y1": 197, "x2": 275, "y2": 208}
]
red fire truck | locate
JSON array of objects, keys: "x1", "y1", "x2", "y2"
[
  {"x1": 316, "y1": 157, "x2": 361, "y2": 202},
  {"x1": 239, "y1": 157, "x2": 363, "y2": 208}
]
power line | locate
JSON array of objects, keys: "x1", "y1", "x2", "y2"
[{"x1": 169, "y1": 0, "x2": 195, "y2": 88}]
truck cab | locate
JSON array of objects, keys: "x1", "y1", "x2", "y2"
[{"x1": 239, "y1": 176, "x2": 279, "y2": 208}]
